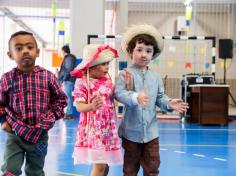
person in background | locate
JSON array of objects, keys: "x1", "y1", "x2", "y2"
[
  {"x1": 55, "y1": 68, "x2": 59, "y2": 78},
  {"x1": 0, "y1": 31, "x2": 67, "y2": 176},
  {"x1": 70, "y1": 44, "x2": 123, "y2": 176},
  {"x1": 58, "y1": 45, "x2": 77, "y2": 120},
  {"x1": 115, "y1": 24, "x2": 189, "y2": 176}
]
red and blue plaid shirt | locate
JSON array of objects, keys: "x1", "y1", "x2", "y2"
[{"x1": 0, "y1": 66, "x2": 67, "y2": 143}]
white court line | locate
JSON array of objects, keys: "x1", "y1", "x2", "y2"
[
  {"x1": 47, "y1": 170, "x2": 83, "y2": 176},
  {"x1": 53, "y1": 126, "x2": 236, "y2": 132},
  {"x1": 174, "y1": 150, "x2": 186, "y2": 154},
  {"x1": 158, "y1": 128, "x2": 236, "y2": 132},
  {"x1": 160, "y1": 148, "x2": 168, "y2": 151},
  {"x1": 53, "y1": 127, "x2": 77, "y2": 130},
  {"x1": 49, "y1": 135, "x2": 72, "y2": 138},
  {"x1": 1, "y1": 142, "x2": 235, "y2": 147},
  {"x1": 160, "y1": 144, "x2": 236, "y2": 148},
  {"x1": 193, "y1": 154, "x2": 206, "y2": 158},
  {"x1": 213, "y1": 157, "x2": 227, "y2": 162},
  {"x1": 0, "y1": 165, "x2": 83, "y2": 176},
  {"x1": 165, "y1": 149, "x2": 228, "y2": 163}
]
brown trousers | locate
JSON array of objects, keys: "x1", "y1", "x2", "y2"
[{"x1": 122, "y1": 137, "x2": 160, "y2": 176}]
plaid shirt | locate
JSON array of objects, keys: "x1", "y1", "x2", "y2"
[
  {"x1": 0, "y1": 66, "x2": 67, "y2": 143},
  {"x1": 2, "y1": 171, "x2": 16, "y2": 176}
]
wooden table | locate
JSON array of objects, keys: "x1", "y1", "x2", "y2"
[{"x1": 189, "y1": 84, "x2": 229, "y2": 125}]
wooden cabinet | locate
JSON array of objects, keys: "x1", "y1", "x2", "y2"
[{"x1": 189, "y1": 85, "x2": 229, "y2": 125}]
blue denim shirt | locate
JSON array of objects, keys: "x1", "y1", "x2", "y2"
[{"x1": 115, "y1": 66, "x2": 172, "y2": 143}]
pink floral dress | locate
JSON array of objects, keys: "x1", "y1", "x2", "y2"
[{"x1": 72, "y1": 75, "x2": 123, "y2": 165}]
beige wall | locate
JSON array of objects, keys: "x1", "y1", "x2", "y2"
[
  {"x1": 122, "y1": 2, "x2": 236, "y2": 102},
  {"x1": 125, "y1": 2, "x2": 236, "y2": 80}
]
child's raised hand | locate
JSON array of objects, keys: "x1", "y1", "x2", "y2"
[
  {"x1": 168, "y1": 99, "x2": 189, "y2": 113},
  {"x1": 137, "y1": 91, "x2": 149, "y2": 108},
  {"x1": 124, "y1": 70, "x2": 132, "y2": 91}
]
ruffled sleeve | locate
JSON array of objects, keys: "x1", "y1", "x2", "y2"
[{"x1": 73, "y1": 77, "x2": 88, "y2": 103}]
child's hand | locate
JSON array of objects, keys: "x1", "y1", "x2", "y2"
[
  {"x1": 137, "y1": 91, "x2": 149, "y2": 108},
  {"x1": 124, "y1": 70, "x2": 132, "y2": 91},
  {"x1": 168, "y1": 99, "x2": 189, "y2": 113},
  {"x1": 1, "y1": 121, "x2": 12, "y2": 133},
  {"x1": 91, "y1": 95, "x2": 104, "y2": 110}
]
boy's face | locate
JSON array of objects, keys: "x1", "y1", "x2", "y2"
[
  {"x1": 130, "y1": 42, "x2": 154, "y2": 70},
  {"x1": 7, "y1": 35, "x2": 40, "y2": 72}
]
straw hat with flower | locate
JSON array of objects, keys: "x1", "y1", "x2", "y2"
[
  {"x1": 70, "y1": 44, "x2": 118, "y2": 78},
  {"x1": 121, "y1": 24, "x2": 164, "y2": 59}
]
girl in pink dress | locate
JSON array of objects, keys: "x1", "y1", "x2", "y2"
[{"x1": 70, "y1": 44, "x2": 123, "y2": 176}]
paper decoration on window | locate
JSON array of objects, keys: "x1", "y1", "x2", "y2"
[
  {"x1": 185, "y1": 5, "x2": 192, "y2": 34},
  {"x1": 185, "y1": 62, "x2": 192, "y2": 69},
  {"x1": 167, "y1": 60, "x2": 174, "y2": 68},
  {"x1": 51, "y1": 1, "x2": 57, "y2": 17},
  {"x1": 57, "y1": 20, "x2": 65, "y2": 46},
  {"x1": 220, "y1": 60, "x2": 229, "y2": 69},
  {"x1": 52, "y1": 52, "x2": 63, "y2": 67},
  {"x1": 52, "y1": 1, "x2": 57, "y2": 49},
  {"x1": 185, "y1": 5, "x2": 192, "y2": 20},
  {"x1": 199, "y1": 47, "x2": 205, "y2": 55},
  {"x1": 205, "y1": 62, "x2": 210, "y2": 69},
  {"x1": 58, "y1": 20, "x2": 65, "y2": 36},
  {"x1": 168, "y1": 46, "x2": 176, "y2": 53},
  {"x1": 152, "y1": 58, "x2": 159, "y2": 65}
]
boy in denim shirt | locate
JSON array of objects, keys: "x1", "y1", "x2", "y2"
[
  {"x1": 115, "y1": 24, "x2": 188, "y2": 176},
  {"x1": 0, "y1": 31, "x2": 67, "y2": 176}
]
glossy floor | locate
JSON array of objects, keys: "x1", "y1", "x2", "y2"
[{"x1": 1, "y1": 119, "x2": 236, "y2": 176}]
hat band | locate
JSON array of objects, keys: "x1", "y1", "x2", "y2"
[
  {"x1": 70, "y1": 45, "x2": 119, "y2": 78},
  {"x1": 84, "y1": 45, "x2": 118, "y2": 70}
]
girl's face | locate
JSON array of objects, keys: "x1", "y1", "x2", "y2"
[
  {"x1": 89, "y1": 62, "x2": 110, "y2": 79},
  {"x1": 130, "y1": 42, "x2": 154, "y2": 70}
]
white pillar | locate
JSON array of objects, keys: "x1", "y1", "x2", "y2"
[
  {"x1": 70, "y1": 0, "x2": 104, "y2": 58},
  {"x1": 115, "y1": 0, "x2": 129, "y2": 64},
  {"x1": 3, "y1": 21, "x2": 17, "y2": 73},
  {"x1": 116, "y1": 0, "x2": 128, "y2": 35},
  {"x1": 232, "y1": 4, "x2": 236, "y2": 41}
]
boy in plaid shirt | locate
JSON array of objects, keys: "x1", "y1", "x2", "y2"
[{"x1": 0, "y1": 31, "x2": 67, "y2": 176}]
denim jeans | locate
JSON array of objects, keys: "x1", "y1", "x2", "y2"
[
  {"x1": 63, "y1": 81, "x2": 74, "y2": 116},
  {"x1": 1, "y1": 132, "x2": 48, "y2": 176}
]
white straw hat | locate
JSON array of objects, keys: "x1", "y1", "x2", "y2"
[
  {"x1": 70, "y1": 44, "x2": 118, "y2": 78},
  {"x1": 121, "y1": 24, "x2": 164, "y2": 58}
]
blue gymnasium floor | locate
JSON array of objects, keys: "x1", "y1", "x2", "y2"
[{"x1": 1, "y1": 119, "x2": 236, "y2": 176}]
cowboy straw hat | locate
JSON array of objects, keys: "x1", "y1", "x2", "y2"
[
  {"x1": 70, "y1": 44, "x2": 118, "y2": 77},
  {"x1": 121, "y1": 24, "x2": 164, "y2": 58}
]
